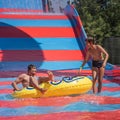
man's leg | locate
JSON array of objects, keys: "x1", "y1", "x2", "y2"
[
  {"x1": 92, "y1": 67, "x2": 98, "y2": 94},
  {"x1": 38, "y1": 71, "x2": 54, "y2": 84},
  {"x1": 47, "y1": 71, "x2": 54, "y2": 82},
  {"x1": 98, "y1": 67, "x2": 105, "y2": 93}
]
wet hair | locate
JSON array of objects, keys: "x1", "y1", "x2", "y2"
[
  {"x1": 86, "y1": 37, "x2": 95, "y2": 44},
  {"x1": 27, "y1": 64, "x2": 36, "y2": 71},
  {"x1": 67, "y1": 1, "x2": 70, "y2": 5}
]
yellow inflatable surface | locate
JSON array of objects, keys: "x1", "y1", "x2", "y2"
[{"x1": 12, "y1": 76, "x2": 92, "y2": 98}]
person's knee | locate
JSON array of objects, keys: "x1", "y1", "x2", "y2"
[{"x1": 93, "y1": 77, "x2": 97, "y2": 82}]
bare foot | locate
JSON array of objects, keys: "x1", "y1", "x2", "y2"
[{"x1": 47, "y1": 71, "x2": 54, "y2": 82}]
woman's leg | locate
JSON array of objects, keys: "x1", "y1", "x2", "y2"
[{"x1": 92, "y1": 67, "x2": 98, "y2": 94}]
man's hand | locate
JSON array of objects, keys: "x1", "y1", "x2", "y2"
[
  {"x1": 40, "y1": 88, "x2": 47, "y2": 94},
  {"x1": 78, "y1": 67, "x2": 82, "y2": 75},
  {"x1": 13, "y1": 88, "x2": 21, "y2": 91}
]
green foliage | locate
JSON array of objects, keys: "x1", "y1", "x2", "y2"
[{"x1": 75, "y1": 0, "x2": 120, "y2": 44}]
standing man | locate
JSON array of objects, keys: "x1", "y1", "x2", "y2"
[{"x1": 79, "y1": 37, "x2": 109, "y2": 93}]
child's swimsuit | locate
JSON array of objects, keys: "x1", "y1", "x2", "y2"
[{"x1": 92, "y1": 60, "x2": 103, "y2": 68}]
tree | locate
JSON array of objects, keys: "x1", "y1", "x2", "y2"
[
  {"x1": 100, "y1": 0, "x2": 120, "y2": 36},
  {"x1": 75, "y1": 0, "x2": 120, "y2": 44}
]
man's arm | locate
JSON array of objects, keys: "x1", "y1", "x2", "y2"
[
  {"x1": 78, "y1": 51, "x2": 90, "y2": 74},
  {"x1": 11, "y1": 74, "x2": 24, "y2": 91},
  {"x1": 30, "y1": 76, "x2": 46, "y2": 93},
  {"x1": 81, "y1": 51, "x2": 90, "y2": 68},
  {"x1": 38, "y1": 71, "x2": 54, "y2": 84},
  {"x1": 98, "y1": 45, "x2": 109, "y2": 67}
]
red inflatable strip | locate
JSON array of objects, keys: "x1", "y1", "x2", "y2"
[
  {"x1": 105, "y1": 70, "x2": 120, "y2": 76},
  {"x1": 81, "y1": 95, "x2": 120, "y2": 105},
  {"x1": 0, "y1": 96, "x2": 82, "y2": 108},
  {"x1": 0, "y1": 27, "x2": 77, "y2": 38},
  {"x1": 113, "y1": 70, "x2": 120, "y2": 76},
  {"x1": 37, "y1": 70, "x2": 92, "y2": 77},
  {"x1": 0, "y1": 110, "x2": 119, "y2": 120},
  {"x1": 0, "y1": 89, "x2": 13, "y2": 94},
  {"x1": 0, "y1": 70, "x2": 92, "y2": 78},
  {"x1": 0, "y1": 95, "x2": 120, "y2": 108},
  {"x1": 0, "y1": 50, "x2": 85, "y2": 61},
  {"x1": 103, "y1": 79, "x2": 120, "y2": 84},
  {"x1": 0, "y1": 8, "x2": 43, "y2": 13},
  {"x1": 0, "y1": 81, "x2": 12, "y2": 86},
  {"x1": 102, "y1": 86, "x2": 120, "y2": 92},
  {"x1": 0, "y1": 14, "x2": 68, "y2": 19}
]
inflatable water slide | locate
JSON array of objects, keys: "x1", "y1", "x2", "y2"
[
  {"x1": 0, "y1": 0, "x2": 119, "y2": 77},
  {"x1": 0, "y1": 0, "x2": 89, "y2": 76}
]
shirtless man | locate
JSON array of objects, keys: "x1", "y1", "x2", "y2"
[
  {"x1": 79, "y1": 37, "x2": 109, "y2": 93},
  {"x1": 11, "y1": 64, "x2": 54, "y2": 93}
]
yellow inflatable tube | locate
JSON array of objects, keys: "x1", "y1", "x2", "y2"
[{"x1": 12, "y1": 76, "x2": 92, "y2": 98}]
